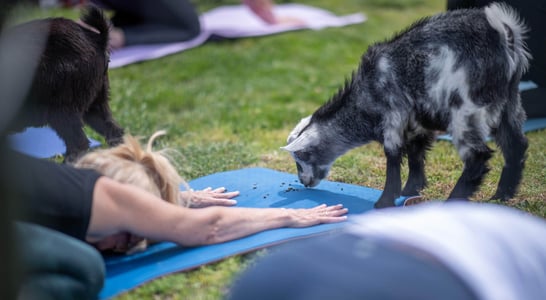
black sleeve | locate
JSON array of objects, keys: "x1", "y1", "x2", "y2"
[{"x1": 8, "y1": 150, "x2": 102, "y2": 241}]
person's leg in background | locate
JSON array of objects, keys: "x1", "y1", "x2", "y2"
[
  {"x1": 97, "y1": 0, "x2": 201, "y2": 47},
  {"x1": 15, "y1": 222, "x2": 105, "y2": 300}
]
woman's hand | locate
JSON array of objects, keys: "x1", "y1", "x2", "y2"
[
  {"x1": 181, "y1": 187, "x2": 240, "y2": 208},
  {"x1": 286, "y1": 204, "x2": 348, "y2": 227},
  {"x1": 242, "y1": 0, "x2": 277, "y2": 24},
  {"x1": 91, "y1": 232, "x2": 145, "y2": 253}
]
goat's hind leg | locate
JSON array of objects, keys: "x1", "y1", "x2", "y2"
[
  {"x1": 448, "y1": 127, "x2": 493, "y2": 200},
  {"x1": 491, "y1": 103, "x2": 528, "y2": 201},
  {"x1": 49, "y1": 112, "x2": 90, "y2": 163},
  {"x1": 401, "y1": 133, "x2": 434, "y2": 196},
  {"x1": 84, "y1": 89, "x2": 124, "y2": 146}
]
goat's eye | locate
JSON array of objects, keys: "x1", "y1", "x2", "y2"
[{"x1": 295, "y1": 151, "x2": 310, "y2": 161}]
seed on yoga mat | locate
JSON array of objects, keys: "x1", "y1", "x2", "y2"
[{"x1": 285, "y1": 187, "x2": 298, "y2": 192}]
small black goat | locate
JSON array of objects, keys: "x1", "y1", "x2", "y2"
[
  {"x1": 6, "y1": 6, "x2": 123, "y2": 162},
  {"x1": 283, "y1": 3, "x2": 530, "y2": 208}
]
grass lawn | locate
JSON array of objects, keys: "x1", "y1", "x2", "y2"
[{"x1": 8, "y1": 0, "x2": 546, "y2": 299}]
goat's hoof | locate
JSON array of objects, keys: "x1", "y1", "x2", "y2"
[
  {"x1": 64, "y1": 150, "x2": 86, "y2": 163},
  {"x1": 446, "y1": 197, "x2": 470, "y2": 202},
  {"x1": 402, "y1": 195, "x2": 424, "y2": 206},
  {"x1": 374, "y1": 199, "x2": 395, "y2": 209},
  {"x1": 490, "y1": 194, "x2": 510, "y2": 202},
  {"x1": 107, "y1": 137, "x2": 123, "y2": 146}
]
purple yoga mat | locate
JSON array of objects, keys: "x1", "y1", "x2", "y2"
[
  {"x1": 109, "y1": 4, "x2": 366, "y2": 68},
  {"x1": 7, "y1": 126, "x2": 101, "y2": 158}
]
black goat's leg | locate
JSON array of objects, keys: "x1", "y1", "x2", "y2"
[
  {"x1": 84, "y1": 92, "x2": 124, "y2": 146},
  {"x1": 491, "y1": 98, "x2": 528, "y2": 201},
  {"x1": 49, "y1": 113, "x2": 89, "y2": 162},
  {"x1": 448, "y1": 135, "x2": 493, "y2": 200},
  {"x1": 402, "y1": 133, "x2": 433, "y2": 196},
  {"x1": 375, "y1": 148, "x2": 402, "y2": 209}
]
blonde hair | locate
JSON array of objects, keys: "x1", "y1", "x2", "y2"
[{"x1": 74, "y1": 130, "x2": 190, "y2": 206}]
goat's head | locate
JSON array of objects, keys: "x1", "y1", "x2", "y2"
[{"x1": 281, "y1": 116, "x2": 340, "y2": 187}]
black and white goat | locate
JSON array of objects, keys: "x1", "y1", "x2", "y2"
[
  {"x1": 6, "y1": 6, "x2": 124, "y2": 162},
  {"x1": 282, "y1": 3, "x2": 530, "y2": 208}
]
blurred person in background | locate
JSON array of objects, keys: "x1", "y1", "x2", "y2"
[{"x1": 89, "y1": 0, "x2": 280, "y2": 49}]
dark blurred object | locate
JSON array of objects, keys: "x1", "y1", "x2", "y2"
[
  {"x1": 447, "y1": 0, "x2": 546, "y2": 118},
  {"x1": 520, "y1": 87, "x2": 546, "y2": 118},
  {"x1": 0, "y1": 0, "x2": 43, "y2": 298},
  {"x1": 0, "y1": 146, "x2": 18, "y2": 300},
  {"x1": 15, "y1": 222, "x2": 105, "y2": 299}
]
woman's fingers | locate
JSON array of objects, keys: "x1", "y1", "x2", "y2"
[
  {"x1": 187, "y1": 188, "x2": 240, "y2": 208},
  {"x1": 206, "y1": 187, "x2": 240, "y2": 199},
  {"x1": 311, "y1": 204, "x2": 347, "y2": 215},
  {"x1": 322, "y1": 205, "x2": 349, "y2": 217},
  {"x1": 190, "y1": 198, "x2": 236, "y2": 208},
  {"x1": 289, "y1": 204, "x2": 348, "y2": 227},
  {"x1": 197, "y1": 187, "x2": 239, "y2": 197}
]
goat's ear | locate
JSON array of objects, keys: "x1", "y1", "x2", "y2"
[
  {"x1": 280, "y1": 133, "x2": 308, "y2": 152},
  {"x1": 286, "y1": 115, "x2": 312, "y2": 142},
  {"x1": 282, "y1": 115, "x2": 313, "y2": 152}
]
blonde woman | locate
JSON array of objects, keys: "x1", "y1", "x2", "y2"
[
  {"x1": 10, "y1": 131, "x2": 347, "y2": 299},
  {"x1": 74, "y1": 131, "x2": 348, "y2": 253}
]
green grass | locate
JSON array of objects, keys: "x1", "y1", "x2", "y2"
[{"x1": 8, "y1": 0, "x2": 546, "y2": 298}]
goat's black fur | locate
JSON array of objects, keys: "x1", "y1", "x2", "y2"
[{"x1": 7, "y1": 5, "x2": 124, "y2": 162}]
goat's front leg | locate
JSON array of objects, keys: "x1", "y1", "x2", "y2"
[
  {"x1": 375, "y1": 147, "x2": 402, "y2": 209},
  {"x1": 402, "y1": 134, "x2": 433, "y2": 196}
]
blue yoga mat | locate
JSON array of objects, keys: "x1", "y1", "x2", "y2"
[
  {"x1": 7, "y1": 127, "x2": 101, "y2": 158},
  {"x1": 437, "y1": 117, "x2": 546, "y2": 141},
  {"x1": 100, "y1": 167, "x2": 407, "y2": 299}
]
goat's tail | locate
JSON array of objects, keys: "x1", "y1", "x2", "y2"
[
  {"x1": 484, "y1": 2, "x2": 531, "y2": 77},
  {"x1": 80, "y1": 5, "x2": 110, "y2": 51}
]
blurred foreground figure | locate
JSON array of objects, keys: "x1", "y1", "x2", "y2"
[
  {"x1": 1, "y1": 1, "x2": 47, "y2": 298},
  {"x1": 229, "y1": 202, "x2": 546, "y2": 300}
]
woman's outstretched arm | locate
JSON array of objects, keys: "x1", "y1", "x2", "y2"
[{"x1": 87, "y1": 176, "x2": 348, "y2": 247}]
